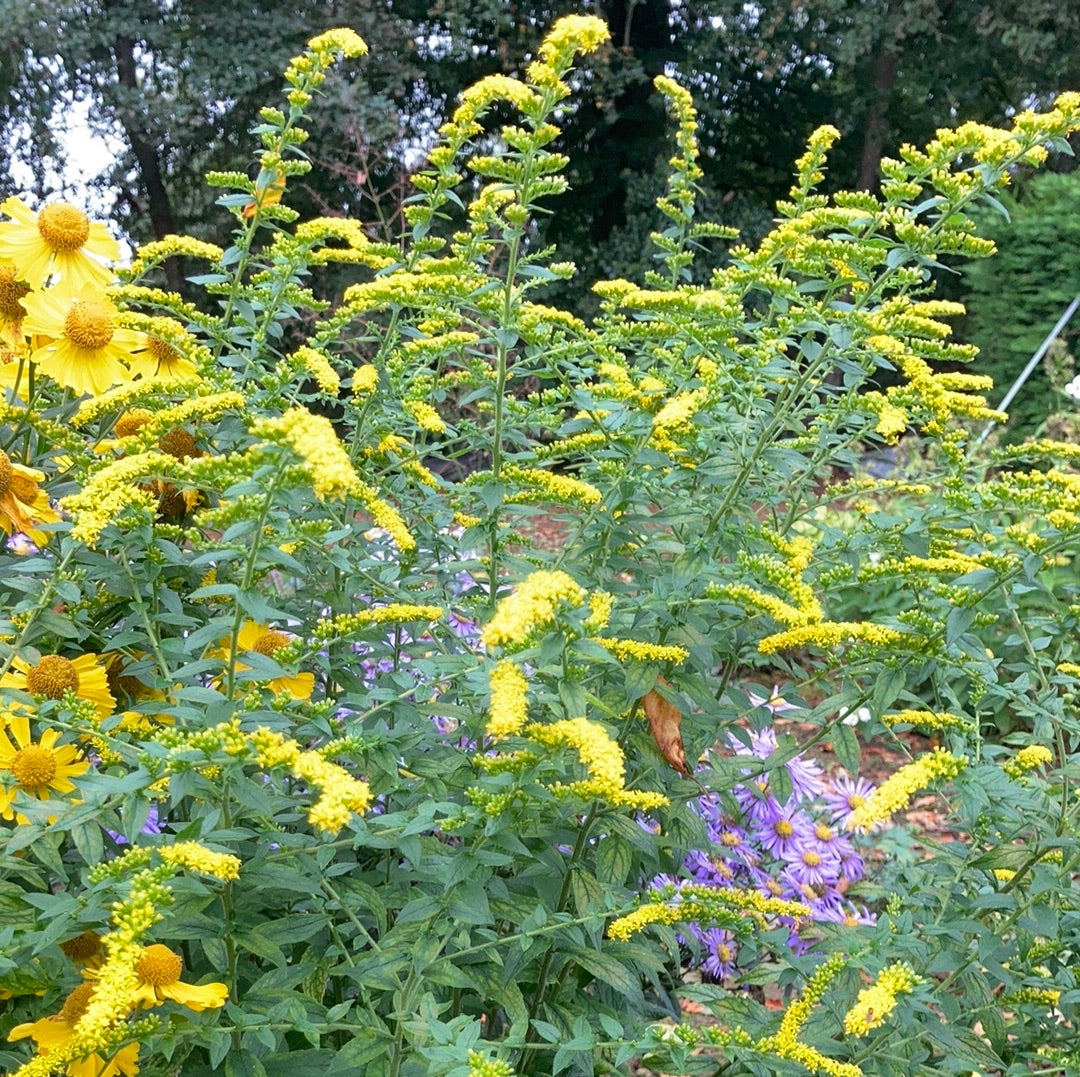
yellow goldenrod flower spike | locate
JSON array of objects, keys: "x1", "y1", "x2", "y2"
[
  {"x1": 481, "y1": 570, "x2": 586, "y2": 649},
  {"x1": 843, "y1": 963, "x2": 919, "y2": 1036},
  {"x1": 846, "y1": 749, "x2": 966, "y2": 832}
]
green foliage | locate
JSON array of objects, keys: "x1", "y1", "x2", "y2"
[
  {"x1": 963, "y1": 169, "x2": 1080, "y2": 441},
  {"x1": 2, "y1": 18, "x2": 1080, "y2": 1077}
]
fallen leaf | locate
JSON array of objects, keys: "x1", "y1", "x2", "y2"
[{"x1": 643, "y1": 679, "x2": 690, "y2": 776}]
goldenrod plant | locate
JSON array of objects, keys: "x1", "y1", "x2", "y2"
[{"x1": 1, "y1": 16, "x2": 1079, "y2": 1077}]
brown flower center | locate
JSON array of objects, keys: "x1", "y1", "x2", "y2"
[
  {"x1": 37, "y1": 202, "x2": 90, "y2": 253},
  {"x1": 64, "y1": 298, "x2": 114, "y2": 351},
  {"x1": 9, "y1": 472, "x2": 38, "y2": 504},
  {"x1": 158, "y1": 428, "x2": 197, "y2": 460},
  {"x1": 11, "y1": 744, "x2": 57, "y2": 790},
  {"x1": 148, "y1": 336, "x2": 181, "y2": 367},
  {"x1": 115, "y1": 409, "x2": 152, "y2": 438},
  {"x1": 60, "y1": 929, "x2": 104, "y2": 962},
  {"x1": 0, "y1": 449, "x2": 11, "y2": 496},
  {"x1": 0, "y1": 264, "x2": 30, "y2": 321},
  {"x1": 252, "y1": 630, "x2": 289, "y2": 656},
  {"x1": 57, "y1": 983, "x2": 96, "y2": 1025},
  {"x1": 135, "y1": 944, "x2": 183, "y2": 987},
  {"x1": 26, "y1": 655, "x2": 80, "y2": 699}
]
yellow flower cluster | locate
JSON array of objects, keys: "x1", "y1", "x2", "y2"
[
  {"x1": 526, "y1": 717, "x2": 627, "y2": 800},
  {"x1": 353, "y1": 364, "x2": 379, "y2": 396},
  {"x1": 292, "y1": 345, "x2": 340, "y2": 393},
  {"x1": 487, "y1": 659, "x2": 529, "y2": 740},
  {"x1": 763, "y1": 954, "x2": 862, "y2": 1077},
  {"x1": 354, "y1": 480, "x2": 415, "y2": 551},
  {"x1": 125, "y1": 235, "x2": 223, "y2": 278},
  {"x1": 61, "y1": 451, "x2": 172, "y2": 546},
  {"x1": 759, "y1": 621, "x2": 907, "y2": 655},
  {"x1": 465, "y1": 1049, "x2": 516, "y2": 1077},
  {"x1": 252, "y1": 406, "x2": 359, "y2": 500},
  {"x1": 503, "y1": 464, "x2": 602, "y2": 507},
  {"x1": 584, "y1": 591, "x2": 613, "y2": 631},
  {"x1": 158, "y1": 841, "x2": 241, "y2": 881},
  {"x1": 1057, "y1": 662, "x2": 1080, "y2": 678},
  {"x1": 454, "y1": 76, "x2": 541, "y2": 125},
  {"x1": 843, "y1": 963, "x2": 919, "y2": 1036},
  {"x1": 882, "y1": 709, "x2": 973, "y2": 733},
  {"x1": 607, "y1": 902, "x2": 683, "y2": 941},
  {"x1": 537, "y1": 15, "x2": 610, "y2": 62},
  {"x1": 404, "y1": 399, "x2": 446, "y2": 433},
  {"x1": 247, "y1": 727, "x2": 372, "y2": 834},
  {"x1": 846, "y1": 749, "x2": 966, "y2": 832},
  {"x1": 651, "y1": 388, "x2": 709, "y2": 437},
  {"x1": 1002, "y1": 744, "x2": 1053, "y2": 779},
  {"x1": 594, "y1": 638, "x2": 689, "y2": 664},
  {"x1": 314, "y1": 604, "x2": 443, "y2": 640},
  {"x1": 481, "y1": 570, "x2": 586, "y2": 649}
]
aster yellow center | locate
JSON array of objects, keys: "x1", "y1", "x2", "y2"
[
  {"x1": 64, "y1": 298, "x2": 114, "y2": 350},
  {"x1": 57, "y1": 982, "x2": 96, "y2": 1025},
  {"x1": 11, "y1": 744, "x2": 57, "y2": 790},
  {"x1": 720, "y1": 831, "x2": 741, "y2": 847},
  {"x1": 718, "y1": 944, "x2": 732, "y2": 962},
  {"x1": 26, "y1": 655, "x2": 80, "y2": 699},
  {"x1": 0, "y1": 449, "x2": 11, "y2": 495},
  {"x1": 252, "y1": 630, "x2": 289, "y2": 656},
  {"x1": 774, "y1": 819, "x2": 794, "y2": 839},
  {"x1": 802, "y1": 850, "x2": 822, "y2": 867},
  {"x1": 0, "y1": 265, "x2": 30, "y2": 321},
  {"x1": 848, "y1": 794, "x2": 866, "y2": 810},
  {"x1": 115, "y1": 409, "x2": 152, "y2": 438},
  {"x1": 136, "y1": 944, "x2": 183, "y2": 987},
  {"x1": 60, "y1": 930, "x2": 103, "y2": 962},
  {"x1": 37, "y1": 202, "x2": 90, "y2": 252},
  {"x1": 815, "y1": 823, "x2": 833, "y2": 841}
]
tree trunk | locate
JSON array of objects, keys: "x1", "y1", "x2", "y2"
[
  {"x1": 856, "y1": 45, "x2": 902, "y2": 191},
  {"x1": 111, "y1": 32, "x2": 184, "y2": 292}
]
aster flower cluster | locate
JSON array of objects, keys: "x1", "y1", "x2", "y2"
[{"x1": 675, "y1": 724, "x2": 879, "y2": 977}]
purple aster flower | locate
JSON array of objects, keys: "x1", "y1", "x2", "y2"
[
  {"x1": 784, "y1": 841, "x2": 840, "y2": 889},
  {"x1": 698, "y1": 927, "x2": 738, "y2": 980},
  {"x1": 825, "y1": 773, "x2": 876, "y2": 825},
  {"x1": 754, "y1": 799, "x2": 812, "y2": 860}
]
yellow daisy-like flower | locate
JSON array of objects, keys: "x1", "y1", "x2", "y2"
[
  {"x1": 0, "y1": 448, "x2": 60, "y2": 545},
  {"x1": 126, "y1": 334, "x2": 197, "y2": 382},
  {"x1": 0, "y1": 197, "x2": 119, "y2": 290},
  {"x1": 21, "y1": 287, "x2": 144, "y2": 397},
  {"x1": 214, "y1": 622, "x2": 314, "y2": 701},
  {"x1": 8, "y1": 982, "x2": 141, "y2": 1077},
  {"x1": 126, "y1": 944, "x2": 228, "y2": 1012},
  {"x1": 0, "y1": 714, "x2": 90, "y2": 822},
  {"x1": 1, "y1": 653, "x2": 116, "y2": 719}
]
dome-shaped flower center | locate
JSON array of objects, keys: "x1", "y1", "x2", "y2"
[
  {"x1": 773, "y1": 819, "x2": 793, "y2": 839},
  {"x1": 11, "y1": 744, "x2": 57, "y2": 790},
  {"x1": 64, "y1": 298, "x2": 114, "y2": 351},
  {"x1": 57, "y1": 982, "x2": 96, "y2": 1025},
  {"x1": 814, "y1": 823, "x2": 834, "y2": 842},
  {"x1": 26, "y1": 655, "x2": 80, "y2": 699},
  {"x1": 37, "y1": 202, "x2": 90, "y2": 252},
  {"x1": 136, "y1": 944, "x2": 183, "y2": 987},
  {"x1": 801, "y1": 850, "x2": 822, "y2": 867},
  {"x1": 148, "y1": 336, "x2": 181, "y2": 366},
  {"x1": 0, "y1": 265, "x2": 30, "y2": 321},
  {"x1": 158, "y1": 428, "x2": 197, "y2": 460},
  {"x1": 847, "y1": 794, "x2": 866, "y2": 810},
  {"x1": 115, "y1": 409, "x2": 152, "y2": 438},
  {"x1": 765, "y1": 879, "x2": 783, "y2": 897},
  {"x1": 60, "y1": 929, "x2": 104, "y2": 962},
  {"x1": 252, "y1": 630, "x2": 289, "y2": 657},
  {"x1": 9, "y1": 472, "x2": 38, "y2": 504},
  {"x1": 0, "y1": 449, "x2": 12, "y2": 496}
]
